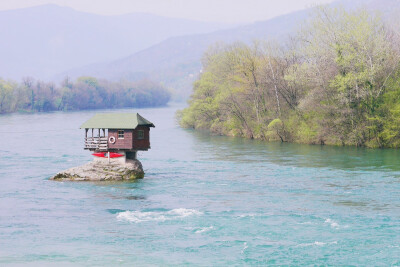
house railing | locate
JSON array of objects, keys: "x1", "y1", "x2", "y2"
[{"x1": 84, "y1": 137, "x2": 108, "y2": 151}]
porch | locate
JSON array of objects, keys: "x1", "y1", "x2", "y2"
[{"x1": 84, "y1": 137, "x2": 108, "y2": 151}]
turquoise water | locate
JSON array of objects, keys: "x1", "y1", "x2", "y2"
[{"x1": 1, "y1": 104, "x2": 400, "y2": 266}]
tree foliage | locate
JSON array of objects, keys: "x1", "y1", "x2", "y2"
[
  {"x1": 0, "y1": 77, "x2": 170, "y2": 114},
  {"x1": 180, "y1": 6, "x2": 400, "y2": 148}
]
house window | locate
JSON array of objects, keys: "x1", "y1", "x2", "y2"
[
  {"x1": 137, "y1": 130, "x2": 144, "y2": 140},
  {"x1": 118, "y1": 130, "x2": 124, "y2": 139}
]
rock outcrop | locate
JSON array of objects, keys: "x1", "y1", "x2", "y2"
[{"x1": 51, "y1": 159, "x2": 144, "y2": 181}]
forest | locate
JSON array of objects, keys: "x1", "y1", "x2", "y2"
[
  {"x1": 0, "y1": 76, "x2": 171, "y2": 113},
  {"x1": 179, "y1": 7, "x2": 400, "y2": 148}
]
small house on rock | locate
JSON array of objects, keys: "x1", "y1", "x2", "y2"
[{"x1": 80, "y1": 113, "x2": 155, "y2": 163}]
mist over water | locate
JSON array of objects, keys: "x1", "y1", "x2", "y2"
[{"x1": 0, "y1": 104, "x2": 399, "y2": 265}]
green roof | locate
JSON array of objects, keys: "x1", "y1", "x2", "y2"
[{"x1": 80, "y1": 113, "x2": 155, "y2": 129}]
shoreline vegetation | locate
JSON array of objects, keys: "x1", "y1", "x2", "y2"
[
  {"x1": 0, "y1": 76, "x2": 171, "y2": 114},
  {"x1": 178, "y1": 6, "x2": 400, "y2": 148}
]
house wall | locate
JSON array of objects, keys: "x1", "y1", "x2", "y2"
[
  {"x1": 133, "y1": 126, "x2": 151, "y2": 150},
  {"x1": 108, "y1": 129, "x2": 133, "y2": 150},
  {"x1": 107, "y1": 127, "x2": 151, "y2": 151}
]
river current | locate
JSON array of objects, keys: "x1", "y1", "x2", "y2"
[{"x1": 0, "y1": 104, "x2": 399, "y2": 266}]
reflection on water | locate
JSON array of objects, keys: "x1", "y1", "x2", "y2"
[{"x1": 189, "y1": 130, "x2": 400, "y2": 172}]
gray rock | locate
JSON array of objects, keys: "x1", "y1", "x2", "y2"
[{"x1": 51, "y1": 159, "x2": 144, "y2": 181}]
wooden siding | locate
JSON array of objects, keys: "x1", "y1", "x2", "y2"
[
  {"x1": 104, "y1": 127, "x2": 151, "y2": 151},
  {"x1": 108, "y1": 129, "x2": 133, "y2": 150},
  {"x1": 133, "y1": 126, "x2": 151, "y2": 150}
]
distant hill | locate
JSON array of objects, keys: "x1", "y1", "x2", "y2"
[
  {"x1": 60, "y1": 0, "x2": 400, "y2": 101},
  {"x1": 60, "y1": 10, "x2": 309, "y2": 100},
  {"x1": 0, "y1": 4, "x2": 230, "y2": 80}
]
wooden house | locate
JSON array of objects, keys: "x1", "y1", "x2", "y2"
[{"x1": 80, "y1": 113, "x2": 155, "y2": 161}]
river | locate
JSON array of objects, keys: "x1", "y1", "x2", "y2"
[{"x1": 0, "y1": 104, "x2": 399, "y2": 265}]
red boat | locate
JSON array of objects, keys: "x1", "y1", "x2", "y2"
[
  {"x1": 92, "y1": 152, "x2": 106, "y2": 157},
  {"x1": 109, "y1": 152, "x2": 124, "y2": 158},
  {"x1": 92, "y1": 152, "x2": 124, "y2": 158}
]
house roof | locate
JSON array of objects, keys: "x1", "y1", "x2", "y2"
[{"x1": 80, "y1": 113, "x2": 155, "y2": 129}]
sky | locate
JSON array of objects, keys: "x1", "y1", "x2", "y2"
[{"x1": 0, "y1": 0, "x2": 336, "y2": 24}]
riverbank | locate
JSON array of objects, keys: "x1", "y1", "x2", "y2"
[
  {"x1": 177, "y1": 121, "x2": 384, "y2": 149},
  {"x1": 0, "y1": 76, "x2": 170, "y2": 114}
]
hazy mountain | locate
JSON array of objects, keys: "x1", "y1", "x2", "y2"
[
  {"x1": 60, "y1": 10, "x2": 309, "y2": 100},
  {"x1": 66, "y1": 0, "x2": 399, "y2": 101},
  {"x1": 3, "y1": 1, "x2": 398, "y2": 101},
  {"x1": 0, "y1": 4, "x2": 230, "y2": 80}
]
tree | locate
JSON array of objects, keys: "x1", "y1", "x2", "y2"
[
  {"x1": 180, "y1": 6, "x2": 400, "y2": 148},
  {"x1": 0, "y1": 79, "x2": 14, "y2": 113}
]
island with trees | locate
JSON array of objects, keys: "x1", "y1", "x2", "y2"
[{"x1": 179, "y1": 7, "x2": 400, "y2": 148}]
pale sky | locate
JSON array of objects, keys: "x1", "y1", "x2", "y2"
[{"x1": 0, "y1": 0, "x2": 336, "y2": 23}]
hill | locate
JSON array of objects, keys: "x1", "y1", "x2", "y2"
[
  {"x1": 60, "y1": 10, "x2": 309, "y2": 100},
  {"x1": 0, "y1": 4, "x2": 229, "y2": 80},
  {"x1": 60, "y1": 0, "x2": 400, "y2": 101}
]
